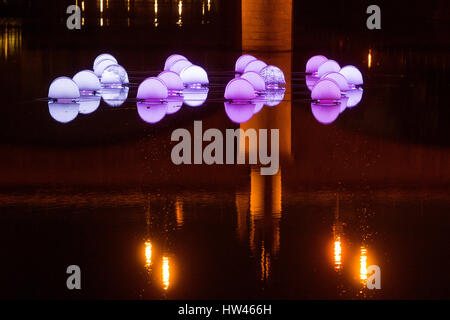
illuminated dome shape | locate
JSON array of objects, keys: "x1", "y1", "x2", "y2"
[
  {"x1": 340, "y1": 65, "x2": 363, "y2": 86},
  {"x1": 321, "y1": 72, "x2": 350, "y2": 91},
  {"x1": 311, "y1": 78, "x2": 341, "y2": 101},
  {"x1": 93, "y1": 53, "x2": 117, "y2": 70},
  {"x1": 260, "y1": 65, "x2": 286, "y2": 88},
  {"x1": 79, "y1": 95, "x2": 101, "y2": 114},
  {"x1": 137, "y1": 102, "x2": 168, "y2": 124},
  {"x1": 345, "y1": 88, "x2": 363, "y2": 108},
  {"x1": 182, "y1": 87, "x2": 209, "y2": 107},
  {"x1": 305, "y1": 75, "x2": 320, "y2": 91},
  {"x1": 224, "y1": 102, "x2": 256, "y2": 124},
  {"x1": 180, "y1": 65, "x2": 209, "y2": 86},
  {"x1": 48, "y1": 102, "x2": 79, "y2": 123},
  {"x1": 317, "y1": 60, "x2": 341, "y2": 77},
  {"x1": 166, "y1": 95, "x2": 184, "y2": 114},
  {"x1": 164, "y1": 54, "x2": 188, "y2": 71},
  {"x1": 339, "y1": 96, "x2": 349, "y2": 114},
  {"x1": 224, "y1": 78, "x2": 256, "y2": 101},
  {"x1": 48, "y1": 76, "x2": 80, "y2": 100},
  {"x1": 157, "y1": 71, "x2": 185, "y2": 92},
  {"x1": 254, "y1": 102, "x2": 264, "y2": 114},
  {"x1": 252, "y1": 96, "x2": 265, "y2": 114},
  {"x1": 101, "y1": 64, "x2": 129, "y2": 86},
  {"x1": 244, "y1": 60, "x2": 267, "y2": 73},
  {"x1": 306, "y1": 55, "x2": 328, "y2": 73},
  {"x1": 170, "y1": 60, "x2": 193, "y2": 74},
  {"x1": 240, "y1": 71, "x2": 266, "y2": 92},
  {"x1": 137, "y1": 77, "x2": 169, "y2": 100},
  {"x1": 101, "y1": 87, "x2": 129, "y2": 107},
  {"x1": 264, "y1": 88, "x2": 285, "y2": 107},
  {"x1": 235, "y1": 54, "x2": 257, "y2": 74},
  {"x1": 94, "y1": 59, "x2": 117, "y2": 77},
  {"x1": 73, "y1": 70, "x2": 101, "y2": 92},
  {"x1": 311, "y1": 102, "x2": 341, "y2": 125}
]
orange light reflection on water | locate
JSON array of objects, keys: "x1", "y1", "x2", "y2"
[
  {"x1": 162, "y1": 256, "x2": 170, "y2": 290},
  {"x1": 360, "y1": 247, "x2": 368, "y2": 283},
  {"x1": 334, "y1": 237, "x2": 342, "y2": 271},
  {"x1": 145, "y1": 241, "x2": 152, "y2": 268}
]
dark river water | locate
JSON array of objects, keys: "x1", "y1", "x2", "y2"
[{"x1": 0, "y1": 0, "x2": 449, "y2": 299}]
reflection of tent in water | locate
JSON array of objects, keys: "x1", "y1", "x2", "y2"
[
  {"x1": 48, "y1": 102, "x2": 79, "y2": 123},
  {"x1": 100, "y1": 86, "x2": 129, "y2": 107}
]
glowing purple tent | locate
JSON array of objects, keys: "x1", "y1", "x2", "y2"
[
  {"x1": 48, "y1": 76, "x2": 80, "y2": 100},
  {"x1": 164, "y1": 54, "x2": 188, "y2": 71},
  {"x1": 241, "y1": 71, "x2": 266, "y2": 92},
  {"x1": 224, "y1": 78, "x2": 256, "y2": 101},
  {"x1": 311, "y1": 78, "x2": 341, "y2": 102},
  {"x1": 157, "y1": 71, "x2": 185, "y2": 92},
  {"x1": 305, "y1": 55, "x2": 328, "y2": 73},
  {"x1": 235, "y1": 54, "x2": 257, "y2": 74},
  {"x1": 137, "y1": 77, "x2": 169, "y2": 100}
]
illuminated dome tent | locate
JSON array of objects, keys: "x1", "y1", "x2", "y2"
[
  {"x1": 311, "y1": 78, "x2": 341, "y2": 102},
  {"x1": 94, "y1": 59, "x2": 117, "y2": 77},
  {"x1": 260, "y1": 65, "x2": 286, "y2": 89},
  {"x1": 164, "y1": 54, "x2": 188, "y2": 71},
  {"x1": 180, "y1": 65, "x2": 209, "y2": 87},
  {"x1": 240, "y1": 71, "x2": 266, "y2": 92},
  {"x1": 137, "y1": 102, "x2": 168, "y2": 124},
  {"x1": 224, "y1": 102, "x2": 256, "y2": 124},
  {"x1": 137, "y1": 77, "x2": 169, "y2": 100},
  {"x1": 101, "y1": 64, "x2": 129, "y2": 87},
  {"x1": 317, "y1": 60, "x2": 341, "y2": 77},
  {"x1": 243, "y1": 59, "x2": 267, "y2": 73},
  {"x1": 93, "y1": 53, "x2": 117, "y2": 71},
  {"x1": 48, "y1": 76, "x2": 80, "y2": 101},
  {"x1": 48, "y1": 102, "x2": 79, "y2": 123},
  {"x1": 235, "y1": 54, "x2": 257, "y2": 75},
  {"x1": 157, "y1": 71, "x2": 184, "y2": 93},
  {"x1": 306, "y1": 55, "x2": 328, "y2": 73},
  {"x1": 305, "y1": 75, "x2": 320, "y2": 91},
  {"x1": 224, "y1": 78, "x2": 257, "y2": 101},
  {"x1": 321, "y1": 72, "x2": 350, "y2": 91},
  {"x1": 340, "y1": 65, "x2": 364, "y2": 86},
  {"x1": 73, "y1": 70, "x2": 101, "y2": 93},
  {"x1": 170, "y1": 60, "x2": 193, "y2": 74}
]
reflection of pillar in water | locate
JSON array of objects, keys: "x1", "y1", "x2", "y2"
[
  {"x1": 359, "y1": 247, "x2": 368, "y2": 283},
  {"x1": 145, "y1": 241, "x2": 153, "y2": 269},
  {"x1": 246, "y1": 168, "x2": 282, "y2": 281},
  {"x1": 162, "y1": 256, "x2": 170, "y2": 290}
]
